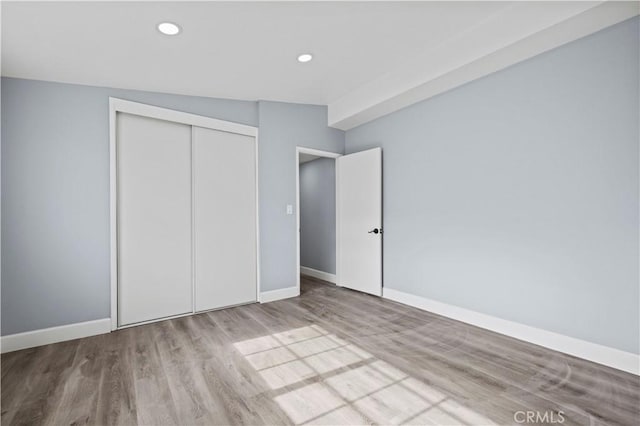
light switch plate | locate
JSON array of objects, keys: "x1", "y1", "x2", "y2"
[{"x1": 286, "y1": 204, "x2": 293, "y2": 215}]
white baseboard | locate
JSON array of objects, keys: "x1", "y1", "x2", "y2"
[
  {"x1": 1, "y1": 318, "x2": 111, "y2": 354},
  {"x1": 300, "y1": 266, "x2": 337, "y2": 284},
  {"x1": 383, "y1": 288, "x2": 639, "y2": 376},
  {"x1": 260, "y1": 286, "x2": 300, "y2": 303}
]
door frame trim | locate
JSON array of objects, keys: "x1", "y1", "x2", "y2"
[
  {"x1": 295, "y1": 147, "x2": 342, "y2": 294},
  {"x1": 109, "y1": 98, "x2": 260, "y2": 331}
]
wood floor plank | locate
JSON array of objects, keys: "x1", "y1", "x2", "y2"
[
  {"x1": 130, "y1": 324, "x2": 180, "y2": 425},
  {"x1": 194, "y1": 310, "x2": 292, "y2": 425},
  {"x1": 44, "y1": 334, "x2": 108, "y2": 426},
  {"x1": 150, "y1": 318, "x2": 219, "y2": 425},
  {"x1": 179, "y1": 315, "x2": 258, "y2": 425},
  {"x1": 5, "y1": 339, "x2": 80, "y2": 426},
  {"x1": 314, "y1": 280, "x2": 640, "y2": 423},
  {"x1": 2, "y1": 277, "x2": 638, "y2": 425},
  {"x1": 94, "y1": 328, "x2": 138, "y2": 426},
  {"x1": 276, "y1": 291, "x2": 536, "y2": 425},
  {"x1": 276, "y1": 281, "x2": 629, "y2": 425},
  {"x1": 1, "y1": 347, "x2": 41, "y2": 424}
]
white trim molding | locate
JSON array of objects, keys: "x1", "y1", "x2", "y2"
[
  {"x1": 1, "y1": 318, "x2": 111, "y2": 354},
  {"x1": 110, "y1": 98, "x2": 257, "y2": 137},
  {"x1": 260, "y1": 286, "x2": 299, "y2": 304},
  {"x1": 300, "y1": 266, "x2": 337, "y2": 284},
  {"x1": 383, "y1": 288, "x2": 640, "y2": 376}
]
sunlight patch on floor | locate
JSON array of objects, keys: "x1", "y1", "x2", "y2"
[{"x1": 234, "y1": 325, "x2": 495, "y2": 425}]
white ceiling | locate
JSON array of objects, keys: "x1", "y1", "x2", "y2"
[
  {"x1": 299, "y1": 152, "x2": 332, "y2": 164},
  {"x1": 1, "y1": 1, "x2": 509, "y2": 103},
  {"x1": 328, "y1": 1, "x2": 639, "y2": 129},
  {"x1": 299, "y1": 153, "x2": 319, "y2": 164},
  {"x1": 2, "y1": 1, "x2": 638, "y2": 130}
]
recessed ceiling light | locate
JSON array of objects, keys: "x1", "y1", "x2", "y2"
[
  {"x1": 157, "y1": 22, "x2": 181, "y2": 36},
  {"x1": 297, "y1": 53, "x2": 313, "y2": 63}
]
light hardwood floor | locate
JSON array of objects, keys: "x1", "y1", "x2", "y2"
[{"x1": 2, "y1": 276, "x2": 639, "y2": 425}]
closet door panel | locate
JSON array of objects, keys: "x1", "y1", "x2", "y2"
[
  {"x1": 193, "y1": 127, "x2": 257, "y2": 311},
  {"x1": 117, "y1": 113, "x2": 192, "y2": 326}
]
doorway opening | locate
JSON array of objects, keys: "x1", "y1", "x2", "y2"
[
  {"x1": 296, "y1": 147, "x2": 341, "y2": 293},
  {"x1": 296, "y1": 146, "x2": 383, "y2": 297}
]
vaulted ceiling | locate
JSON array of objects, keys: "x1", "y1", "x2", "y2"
[{"x1": 2, "y1": 1, "x2": 637, "y2": 130}]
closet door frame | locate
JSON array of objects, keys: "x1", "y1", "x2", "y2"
[{"x1": 109, "y1": 98, "x2": 259, "y2": 331}]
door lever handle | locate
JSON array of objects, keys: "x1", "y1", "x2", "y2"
[{"x1": 368, "y1": 228, "x2": 382, "y2": 234}]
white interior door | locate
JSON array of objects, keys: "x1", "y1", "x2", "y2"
[
  {"x1": 193, "y1": 126, "x2": 257, "y2": 311},
  {"x1": 117, "y1": 113, "x2": 193, "y2": 326},
  {"x1": 337, "y1": 147, "x2": 382, "y2": 296}
]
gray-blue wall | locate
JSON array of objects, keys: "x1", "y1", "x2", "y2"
[
  {"x1": 300, "y1": 158, "x2": 336, "y2": 274},
  {"x1": 258, "y1": 101, "x2": 344, "y2": 292},
  {"x1": 3, "y1": 17, "x2": 638, "y2": 354},
  {"x1": 345, "y1": 17, "x2": 639, "y2": 354},
  {"x1": 1, "y1": 80, "x2": 343, "y2": 335}
]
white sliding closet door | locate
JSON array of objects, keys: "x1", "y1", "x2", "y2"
[
  {"x1": 193, "y1": 126, "x2": 257, "y2": 311},
  {"x1": 117, "y1": 113, "x2": 193, "y2": 326}
]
